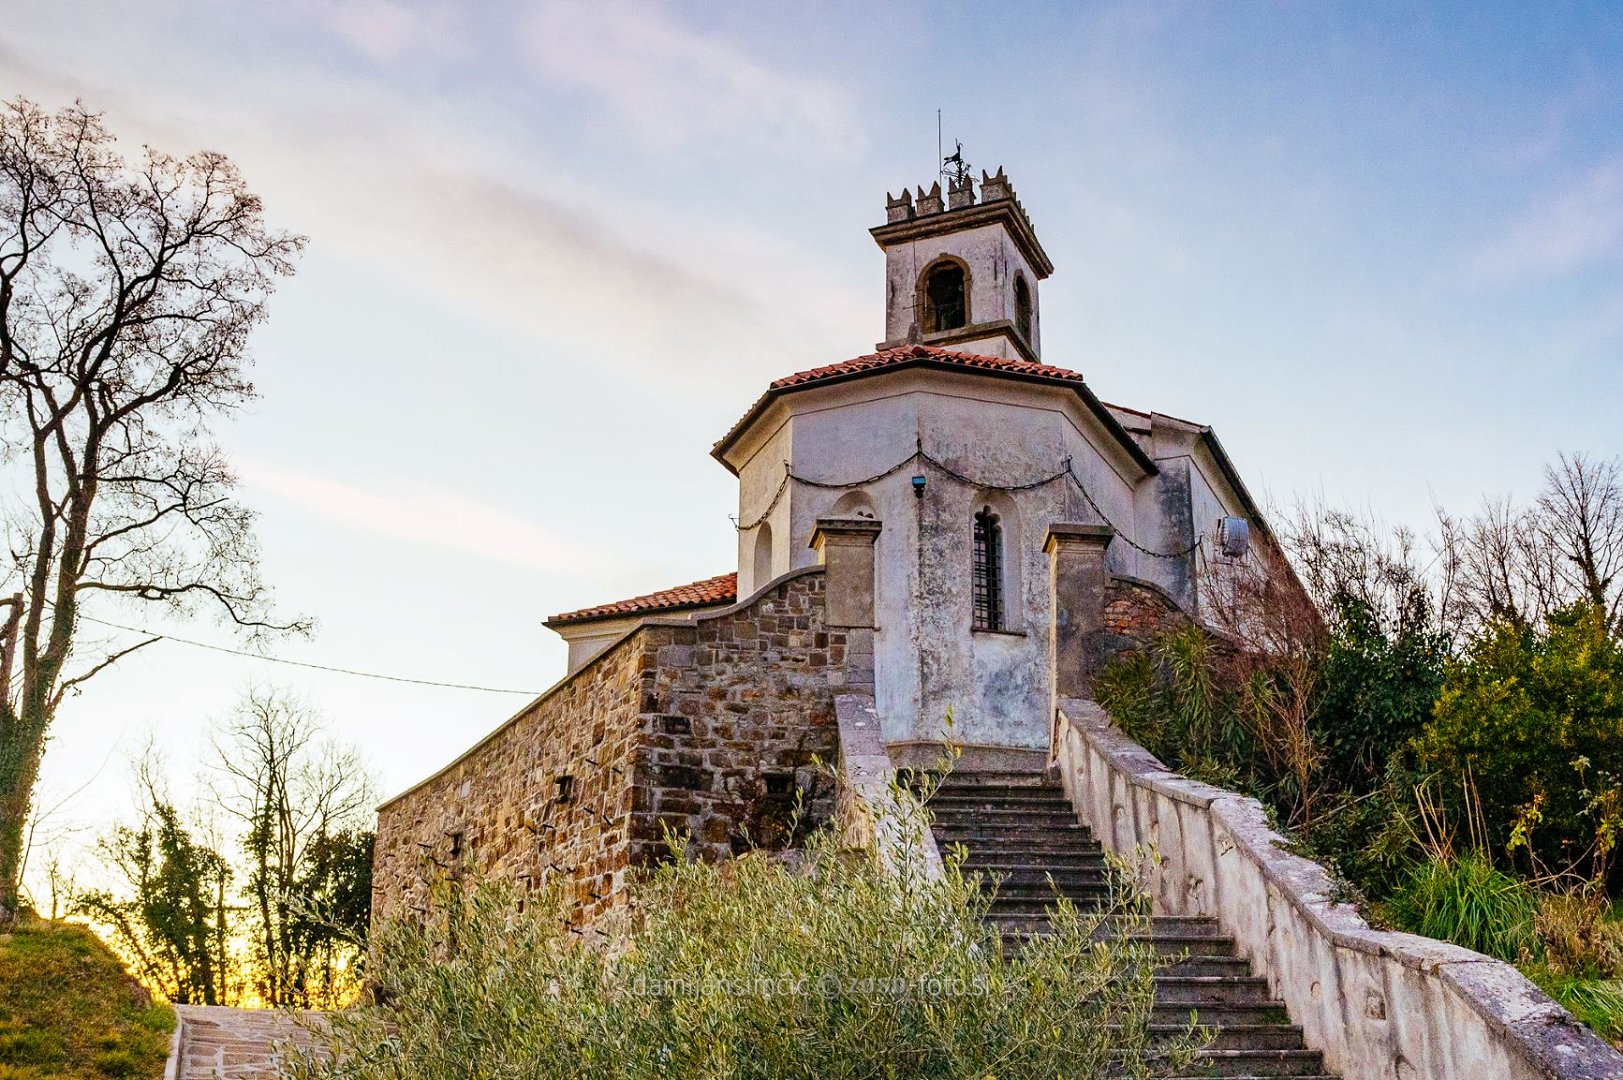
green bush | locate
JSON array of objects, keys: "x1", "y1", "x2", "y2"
[
  {"x1": 1415, "y1": 603, "x2": 1623, "y2": 876},
  {"x1": 1313, "y1": 593, "x2": 1447, "y2": 793},
  {"x1": 1292, "y1": 764, "x2": 1423, "y2": 903},
  {"x1": 292, "y1": 799, "x2": 1208, "y2": 1080},
  {"x1": 1094, "y1": 629, "x2": 1271, "y2": 805},
  {"x1": 1387, "y1": 853, "x2": 1541, "y2": 962}
]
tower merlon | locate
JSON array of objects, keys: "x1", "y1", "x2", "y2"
[{"x1": 870, "y1": 164, "x2": 1053, "y2": 362}]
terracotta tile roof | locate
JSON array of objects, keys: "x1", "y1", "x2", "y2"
[
  {"x1": 713, "y1": 342, "x2": 1156, "y2": 476},
  {"x1": 767, "y1": 342, "x2": 1087, "y2": 391},
  {"x1": 544, "y1": 572, "x2": 738, "y2": 628}
]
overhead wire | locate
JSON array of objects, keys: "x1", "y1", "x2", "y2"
[{"x1": 75, "y1": 613, "x2": 542, "y2": 696}]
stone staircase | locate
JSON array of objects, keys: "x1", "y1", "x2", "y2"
[{"x1": 928, "y1": 771, "x2": 1337, "y2": 1079}]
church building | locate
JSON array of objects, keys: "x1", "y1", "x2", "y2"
[
  {"x1": 372, "y1": 166, "x2": 1268, "y2": 923},
  {"x1": 365, "y1": 164, "x2": 1623, "y2": 1080}
]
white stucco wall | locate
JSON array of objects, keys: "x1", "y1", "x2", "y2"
[{"x1": 728, "y1": 369, "x2": 1153, "y2": 753}]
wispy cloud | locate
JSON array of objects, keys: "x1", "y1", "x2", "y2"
[
  {"x1": 522, "y1": 0, "x2": 860, "y2": 162},
  {"x1": 312, "y1": 0, "x2": 469, "y2": 63},
  {"x1": 1470, "y1": 157, "x2": 1623, "y2": 284},
  {"x1": 239, "y1": 459, "x2": 614, "y2": 574},
  {"x1": 0, "y1": 27, "x2": 866, "y2": 398}
]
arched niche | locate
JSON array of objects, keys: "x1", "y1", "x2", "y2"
[
  {"x1": 752, "y1": 523, "x2": 774, "y2": 590},
  {"x1": 830, "y1": 489, "x2": 878, "y2": 520}
]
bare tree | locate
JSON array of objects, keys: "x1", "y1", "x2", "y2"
[
  {"x1": 0, "y1": 98, "x2": 304, "y2": 924},
  {"x1": 212, "y1": 687, "x2": 373, "y2": 1008},
  {"x1": 1201, "y1": 534, "x2": 1327, "y2": 826},
  {"x1": 1440, "y1": 453, "x2": 1623, "y2": 634},
  {"x1": 1284, "y1": 501, "x2": 1454, "y2": 640},
  {"x1": 1534, "y1": 453, "x2": 1623, "y2": 626}
]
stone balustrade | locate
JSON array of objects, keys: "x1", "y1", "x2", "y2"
[{"x1": 1052, "y1": 697, "x2": 1623, "y2": 1080}]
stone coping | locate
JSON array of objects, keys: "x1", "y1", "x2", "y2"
[
  {"x1": 378, "y1": 565, "x2": 827, "y2": 811},
  {"x1": 1057, "y1": 698, "x2": 1623, "y2": 1080},
  {"x1": 834, "y1": 693, "x2": 943, "y2": 880}
]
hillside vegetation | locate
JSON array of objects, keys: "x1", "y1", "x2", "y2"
[
  {"x1": 1095, "y1": 455, "x2": 1623, "y2": 1045},
  {"x1": 0, "y1": 915, "x2": 173, "y2": 1080}
]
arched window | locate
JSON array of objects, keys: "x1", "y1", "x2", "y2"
[
  {"x1": 972, "y1": 506, "x2": 1004, "y2": 631},
  {"x1": 753, "y1": 523, "x2": 774, "y2": 589},
  {"x1": 921, "y1": 260, "x2": 967, "y2": 332},
  {"x1": 1014, "y1": 274, "x2": 1033, "y2": 344}
]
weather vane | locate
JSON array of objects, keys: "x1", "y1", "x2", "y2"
[{"x1": 935, "y1": 110, "x2": 972, "y2": 188}]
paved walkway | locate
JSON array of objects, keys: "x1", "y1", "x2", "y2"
[{"x1": 171, "y1": 1005, "x2": 327, "y2": 1079}]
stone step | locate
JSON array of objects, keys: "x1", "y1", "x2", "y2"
[
  {"x1": 928, "y1": 812, "x2": 1090, "y2": 828},
  {"x1": 936, "y1": 831, "x2": 1101, "y2": 850},
  {"x1": 928, "y1": 792, "x2": 1075, "y2": 809},
  {"x1": 1164, "y1": 955, "x2": 1255, "y2": 979},
  {"x1": 986, "y1": 891, "x2": 1113, "y2": 914},
  {"x1": 1148, "y1": 1023, "x2": 1307, "y2": 1052},
  {"x1": 1183, "y1": 1049, "x2": 1328, "y2": 1077},
  {"x1": 953, "y1": 848, "x2": 1110, "y2": 865},
  {"x1": 1153, "y1": 976, "x2": 1277, "y2": 1007},
  {"x1": 981, "y1": 878, "x2": 1111, "y2": 897},
  {"x1": 932, "y1": 771, "x2": 1057, "y2": 789},
  {"x1": 929, "y1": 795, "x2": 1076, "y2": 808},
  {"x1": 965, "y1": 864, "x2": 1110, "y2": 884},
  {"x1": 992, "y1": 911, "x2": 1226, "y2": 934},
  {"x1": 930, "y1": 811, "x2": 1087, "y2": 829},
  {"x1": 1002, "y1": 931, "x2": 1242, "y2": 959},
  {"x1": 1152, "y1": 1002, "x2": 1293, "y2": 1027}
]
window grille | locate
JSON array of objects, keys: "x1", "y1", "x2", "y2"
[{"x1": 973, "y1": 506, "x2": 1004, "y2": 630}]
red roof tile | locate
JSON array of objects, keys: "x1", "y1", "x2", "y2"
[
  {"x1": 767, "y1": 342, "x2": 1087, "y2": 391},
  {"x1": 712, "y1": 342, "x2": 1155, "y2": 476},
  {"x1": 544, "y1": 572, "x2": 738, "y2": 627}
]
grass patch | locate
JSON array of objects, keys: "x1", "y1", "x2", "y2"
[{"x1": 0, "y1": 914, "x2": 174, "y2": 1080}]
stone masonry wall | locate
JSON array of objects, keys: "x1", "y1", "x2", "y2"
[
  {"x1": 633, "y1": 571, "x2": 851, "y2": 866},
  {"x1": 372, "y1": 569, "x2": 851, "y2": 929},
  {"x1": 1101, "y1": 573, "x2": 1192, "y2": 656},
  {"x1": 371, "y1": 622, "x2": 645, "y2": 928}
]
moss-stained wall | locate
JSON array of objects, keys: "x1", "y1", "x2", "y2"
[{"x1": 371, "y1": 569, "x2": 849, "y2": 929}]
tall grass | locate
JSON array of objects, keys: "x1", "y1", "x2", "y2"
[
  {"x1": 290, "y1": 786, "x2": 1209, "y2": 1080},
  {"x1": 1387, "y1": 853, "x2": 1540, "y2": 962}
]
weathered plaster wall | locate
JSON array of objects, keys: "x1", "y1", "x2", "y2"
[
  {"x1": 373, "y1": 569, "x2": 850, "y2": 928},
  {"x1": 735, "y1": 416, "x2": 794, "y2": 597},
  {"x1": 879, "y1": 222, "x2": 1041, "y2": 357},
  {"x1": 1054, "y1": 698, "x2": 1623, "y2": 1080},
  {"x1": 724, "y1": 371, "x2": 1160, "y2": 754}
]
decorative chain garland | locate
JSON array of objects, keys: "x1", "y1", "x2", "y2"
[{"x1": 731, "y1": 444, "x2": 1205, "y2": 560}]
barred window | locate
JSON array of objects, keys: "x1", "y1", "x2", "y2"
[{"x1": 972, "y1": 506, "x2": 1004, "y2": 630}]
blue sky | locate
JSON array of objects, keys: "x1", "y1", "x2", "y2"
[{"x1": 3, "y1": 2, "x2": 1620, "y2": 891}]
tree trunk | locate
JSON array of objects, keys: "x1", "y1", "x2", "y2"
[{"x1": 0, "y1": 710, "x2": 45, "y2": 926}]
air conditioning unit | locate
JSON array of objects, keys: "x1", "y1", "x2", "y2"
[{"x1": 1218, "y1": 516, "x2": 1250, "y2": 559}]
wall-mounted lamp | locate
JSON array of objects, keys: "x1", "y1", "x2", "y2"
[{"x1": 911, "y1": 474, "x2": 927, "y2": 499}]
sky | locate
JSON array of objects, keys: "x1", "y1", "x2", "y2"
[{"x1": 3, "y1": 1, "x2": 1622, "y2": 897}]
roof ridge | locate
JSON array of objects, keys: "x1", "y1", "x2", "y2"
[
  {"x1": 767, "y1": 343, "x2": 1086, "y2": 390},
  {"x1": 545, "y1": 571, "x2": 738, "y2": 627}
]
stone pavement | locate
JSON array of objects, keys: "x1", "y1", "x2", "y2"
[{"x1": 171, "y1": 1005, "x2": 327, "y2": 1079}]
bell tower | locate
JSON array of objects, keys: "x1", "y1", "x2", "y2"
[{"x1": 870, "y1": 164, "x2": 1053, "y2": 362}]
